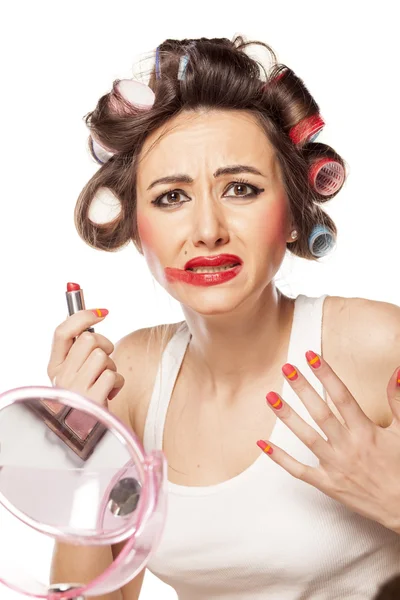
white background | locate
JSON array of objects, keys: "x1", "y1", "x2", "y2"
[{"x1": 0, "y1": 1, "x2": 399, "y2": 598}]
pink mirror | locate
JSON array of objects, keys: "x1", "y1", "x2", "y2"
[{"x1": 0, "y1": 386, "x2": 167, "y2": 598}]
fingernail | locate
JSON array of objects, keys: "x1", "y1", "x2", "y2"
[
  {"x1": 266, "y1": 391, "x2": 283, "y2": 410},
  {"x1": 282, "y1": 363, "x2": 298, "y2": 381},
  {"x1": 91, "y1": 309, "x2": 109, "y2": 317},
  {"x1": 397, "y1": 369, "x2": 400, "y2": 387},
  {"x1": 306, "y1": 350, "x2": 321, "y2": 369},
  {"x1": 257, "y1": 440, "x2": 273, "y2": 455}
]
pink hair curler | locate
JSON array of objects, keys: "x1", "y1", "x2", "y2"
[
  {"x1": 0, "y1": 386, "x2": 167, "y2": 599},
  {"x1": 309, "y1": 157, "x2": 345, "y2": 196},
  {"x1": 89, "y1": 136, "x2": 115, "y2": 165},
  {"x1": 89, "y1": 79, "x2": 155, "y2": 165}
]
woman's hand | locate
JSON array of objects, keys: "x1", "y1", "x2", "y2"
[
  {"x1": 258, "y1": 352, "x2": 400, "y2": 533},
  {"x1": 47, "y1": 309, "x2": 125, "y2": 405}
]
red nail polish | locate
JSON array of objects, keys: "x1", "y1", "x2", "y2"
[
  {"x1": 266, "y1": 391, "x2": 283, "y2": 410},
  {"x1": 397, "y1": 369, "x2": 400, "y2": 387},
  {"x1": 282, "y1": 363, "x2": 298, "y2": 381},
  {"x1": 91, "y1": 309, "x2": 109, "y2": 317},
  {"x1": 257, "y1": 440, "x2": 273, "y2": 455},
  {"x1": 306, "y1": 350, "x2": 321, "y2": 369}
]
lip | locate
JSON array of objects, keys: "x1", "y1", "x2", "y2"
[
  {"x1": 165, "y1": 263, "x2": 243, "y2": 287},
  {"x1": 184, "y1": 254, "x2": 242, "y2": 270}
]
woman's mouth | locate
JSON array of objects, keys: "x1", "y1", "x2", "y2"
[
  {"x1": 186, "y1": 263, "x2": 238, "y2": 273},
  {"x1": 165, "y1": 254, "x2": 243, "y2": 287}
]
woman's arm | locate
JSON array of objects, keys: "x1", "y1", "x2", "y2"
[
  {"x1": 50, "y1": 544, "x2": 124, "y2": 600},
  {"x1": 49, "y1": 331, "x2": 147, "y2": 599},
  {"x1": 49, "y1": 375, "x2": 145, "y2": 599},
  {"x1": 50, "y1": 324, "x2": 179, "y2": 599}
]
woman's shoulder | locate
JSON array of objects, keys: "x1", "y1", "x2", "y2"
[
  {"x1": 110, "y1": 321, "x2": 185, "y2": 439},
  {"x1": 298, "y1": 293, "x2": 399, "y2": 352},
  {"x1": 323, "y1": 295, "x2": 400, "y2": 426},
  {"x1": 323, "y1": 295, "x2": 400, "y2": 346}
]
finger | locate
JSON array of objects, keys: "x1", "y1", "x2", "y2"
[
  {"x1": 62, "y1": 331, "x2": 114, "y2": 375},
  {"x1": 48, "y1": 309, "x2": 109, "y2": 372},
  {"x1": 266, "y1": 392, "x2": 331, "y2": 460},
  {"x1": 305, "y1": 351, "x2": 372, "y2": 430},
  {"x1": 75, "y1": 350, "x2": 117, "y2": 389},
  {"x1": 52, "y1": 351, "x2": 115, "y2": 391},
  {"x1": 282, "y1": 362, "x2": 345, "y2": 446},
  {"x1": 90, "y1": 369, "x2": 125, "y2": 404},
  {"x1": 387, "y1": 366, "x2": 400, "y2": 423},
  {"x1": 50, "y1": 332, "x2": 114, "y2": 388},
  {"x1": 256, "y1": 439, "x2": 320, "y2": 487},
  {"x1": 108, "y1": 386, "x2": 122, "y2": 401}
]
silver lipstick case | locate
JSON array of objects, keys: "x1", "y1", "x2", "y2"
[{"x1": 66, "y1": 288, "x2": 94, "y2": 333}]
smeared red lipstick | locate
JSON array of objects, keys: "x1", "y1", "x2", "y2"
[
  {"x1": 184, "y1": 254, "x2": 242, "y2": 270},
  {"x1": 165, "y1": 253, "x2": 243, "y2": 287}
]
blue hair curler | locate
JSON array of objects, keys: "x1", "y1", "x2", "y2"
[
  {"x1": 308, "y1": 130, "x2": 322, "y2": 143},
  {"x1": 155, "y1": 46, "x2": 161, "y2": 80},
  {"x1": 308, "y1": 224, "x2": 336, "y2": 258},
  {"x1": 177, "y1": 55, "x2": 190, "y2": 81}
]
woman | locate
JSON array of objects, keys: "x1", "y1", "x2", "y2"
[{"x1": 47, "y1": 36, "x2": 400, "y2": 599}]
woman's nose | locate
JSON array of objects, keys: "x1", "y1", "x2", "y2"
[{"x1": 191, "y1": 200, "x2": 230, "y2": 250}]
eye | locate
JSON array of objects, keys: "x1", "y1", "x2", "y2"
[
  {"x1": 224, "y1": 181, "x2": 264, "y2": 198},
  {"x1": 151, "y1": 189, "x2": 190, "y2": 208}
]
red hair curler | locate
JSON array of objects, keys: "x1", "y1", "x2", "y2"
[
  {"x1": 289, "y1": 114, "x2": 325, "y2": 145},
  {"x1": 260, "y1": 70, "x2": 287, "y2": 92},
  {"x1": 309, "y1": 157, "x2": 345, "y2": 197}
]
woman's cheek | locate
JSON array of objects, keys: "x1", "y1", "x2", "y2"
[
  {"x1": 137, "y1": 213, "x2": 166, "y2": 279},
  {"x1": 253, "y1": 201, "x2": 289, "y2": 247},
  {"x1": 137, "y1": 212, "x2": 153, "y2": 248}
]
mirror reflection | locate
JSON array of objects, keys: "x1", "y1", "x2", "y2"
[{"x1": 0, "y1": 397, "x2": 141, "y2": 537}]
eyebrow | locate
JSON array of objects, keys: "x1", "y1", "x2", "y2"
[{"x1": 146, "y1": 165, "x2": 266, "y2": 191}]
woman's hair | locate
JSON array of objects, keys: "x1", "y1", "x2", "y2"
[
  {"x1": 75, "y1": 36, "x2": 347, "y2": 260},
  {"x1": 373, "y1": 574, "x2": 400, "y2": 599}
]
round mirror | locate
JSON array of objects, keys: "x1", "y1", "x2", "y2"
[
  {"x1": 0, "y1": 386, "x2": 167, "y2": 599},
  {"x1": 0, "y1": 390, "x2": 145, "y2": 543}
]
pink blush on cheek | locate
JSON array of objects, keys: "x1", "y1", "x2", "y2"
[
  {"x1": 136, "y1": 212, "x2": 166, "y2": 280},
  {"x1": 256, "y1": 201, "x2": 289, "y2": 245},
  {"x1": 137, "y1": 212, "x2": 153, "y2": 247}
]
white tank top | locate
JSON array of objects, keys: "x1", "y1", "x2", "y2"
[{"x1": 143, "y1": 295, "x2": 400, "y2": 599}]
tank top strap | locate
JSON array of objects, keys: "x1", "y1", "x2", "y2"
[
  {"x1": 283, "y1": 294, "x2": 329, "y2": 417},
  {"x1": 143, "y1": 322, "x2": 191, "y2": 452},
  {"x1": 288, "y1": 294, "x2": 328, "y2": 362}
]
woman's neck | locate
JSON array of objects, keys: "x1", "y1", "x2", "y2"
[{"x1": 182, "y1": 285, "x2": 295, "y2": 392}]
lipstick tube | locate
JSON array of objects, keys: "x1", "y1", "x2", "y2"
[{"x1": 66, "y1": 282, "x2": 94, "y2": 332}]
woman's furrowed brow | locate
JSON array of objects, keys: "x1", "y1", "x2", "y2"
[{"x1": 146, "y1": 164, "x2": 266, "y2": 191}]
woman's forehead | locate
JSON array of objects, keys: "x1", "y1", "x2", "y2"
[{"x1": 137, "y1": 109, "x2": 276, "y2": 183}]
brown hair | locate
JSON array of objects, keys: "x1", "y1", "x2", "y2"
[
  {"x1": 373, "y1": 574, "x2": 400, "y2": 599},
  {"x1": 75, "y1": 35, "x2": 347, "y2": 259}
]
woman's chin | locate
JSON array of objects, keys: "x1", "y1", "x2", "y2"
[{"x1": 175, "y1": 287, "x2": 248, "y2": 317}]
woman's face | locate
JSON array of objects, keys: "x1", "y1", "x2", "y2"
[{"x1": 136, "y1": 109, "x2": 293, "y2": 315}]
